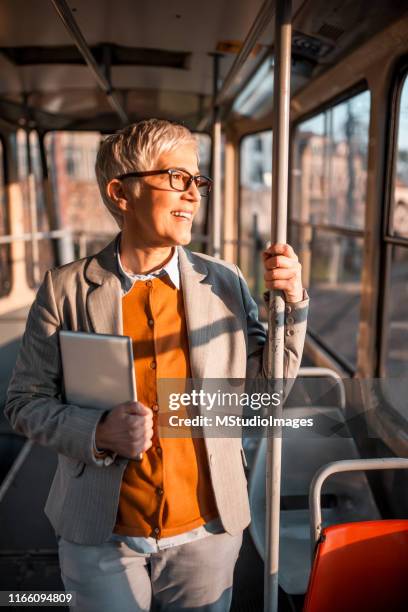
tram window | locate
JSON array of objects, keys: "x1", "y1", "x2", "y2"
[
  {"x1": 308, "y1": 229, "x2": 364, "y2": 363},
  {"x1": 292, "y1": 91, "x2": 370, "y2": 230},
  {"x1": 291, "y1": 90, "x2": 371, "y2": 368},
  {"x1": 391, "y1": 76, "x2": 408, "y2": 238},
  {"x1": 0, "y1": 138, "x2": 11, "y2": 297},
  {"x1": 195, "y1": 132, "x2": 211, "y2": 176},
  {"x1": 384, "y1": 246, "x2": 408, "y2": 376},
  {"x1": 29, "y1": 132, "x2": 49, "y2": 233},
  {"x1": 239, "y1": 130, "x2": 272, "y2": 317},
  {"x1": 384, "y1": 74, "x2": 408, "y2": 376},
  {"x1": 45, "y1": 131, "x2": 117, "y2": 259},
  {"x1": 233, "y1": 57, "x2": 274, "y2": 119},
  {"x1": 189, "y1": 132, "x2": 211, "y2": 251},
  {"x1": 16, "y1": 130, "x2": 54, "y2": 287}
]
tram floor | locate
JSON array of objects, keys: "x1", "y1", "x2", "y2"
[{"x1": 231, "y1": 527, "x2": 303, "y2": 612}]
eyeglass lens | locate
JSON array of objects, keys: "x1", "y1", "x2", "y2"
[{"x1": 169, "y1": 170, "x2": 211, "y2": 196}]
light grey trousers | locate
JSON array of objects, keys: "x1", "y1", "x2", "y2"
[{"x1": 58, "y1": 530, "x2": 243, "y2": 612}]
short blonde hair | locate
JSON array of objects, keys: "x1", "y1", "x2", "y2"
[{"x1": 95, "y1": 119, "x2": 199, "y2": 227}]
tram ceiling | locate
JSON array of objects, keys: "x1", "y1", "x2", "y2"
[{"x1": 0, "y1": 0, "x2": 406, "y2": 131}]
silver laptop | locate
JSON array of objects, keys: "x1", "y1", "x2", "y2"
[{"x1": 60, "y1": 331, "x2": 137, "y2": 410}]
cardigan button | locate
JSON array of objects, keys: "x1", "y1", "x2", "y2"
[
  {"x1": 156, "y1": 487, "x2": 164, "y2": 496},
  {"x1": 146, "y1": 280, "x2": 153, "y2": 288},
  {"x1": 148, "y1": 319, "x2": 154, "y2": 327},
  {"x1": 150, "y1": 360, "x2": 157, "y2": 370},
  {"x1": 152, "y1": 403, "x2": 159, "y2": 412},
  {"x1": 153, "y1": 527, "x2": 160, "y2": 536}
]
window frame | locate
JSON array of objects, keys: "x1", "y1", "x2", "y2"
[{"x1": 378, "y1": 55, "x2": 408, "y2": 377}]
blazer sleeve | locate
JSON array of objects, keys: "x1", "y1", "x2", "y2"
[
  {"x1": 4, "y1": 270, "x2": 105, "y2": 467},
  {"x1": 235, "y1": 266, "x2": 309, "y2": 381}
]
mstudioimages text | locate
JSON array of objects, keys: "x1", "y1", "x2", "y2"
[
  {"x1": 168, "y1": 390, "x2": 283, "y2": 411},
  {"x1": 168, "y1": 414, "x2": 314, "y2": 428}
]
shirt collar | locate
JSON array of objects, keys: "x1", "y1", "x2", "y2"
[{"x1": 115, "y1": 236, "x2": 180, "y2": 292}]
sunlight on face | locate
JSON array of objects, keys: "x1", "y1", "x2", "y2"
[{"x1": 122, "y1": 145, "x2": 202, "y2": 248}]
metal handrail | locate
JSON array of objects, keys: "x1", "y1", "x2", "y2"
[
  {"x1": 298, "y1": 367, "x2": 346, "y2": 412},
  {"x1": 0, "y1": 229, "x2": 71, "y2": 245},
  {"x1": 0, "y1": 440, "x2": 33, "y2": 504},
  {"x1": 51, "y1": 0, "x2": 128, "y2": 124},
  {"x1": 309, "y1": 457, "x2": 408, "y2": 559}
]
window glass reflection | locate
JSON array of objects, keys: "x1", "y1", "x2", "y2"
[
  {"x1": 392, "y1": 76, "x2": 408, "y2": 238},
  {"x1": 291, "y1": 90, "x2": 370, "y2": 368},
  {"x1": 308, "y1": 230, "x2": 363, "y2": 368},
  {"x1": 385, "y1": 246, "x2": 408, "y2": 376},
  {"x1": 16, "y1": 130, "x2": 53, "y2": 287},
  {"x1": 292, "y1": 90, "x2": 370, "y2": 230},
  {"x1": 191, "y1": 132, "x2": 210, "y2": 246},
  {"x1": 45, "y1": 131, "x2": 116, "y2": 261}
]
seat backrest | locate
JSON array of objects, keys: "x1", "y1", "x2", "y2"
[{"x1": 303, "y1": 520, "x2": 408, "y2": 612}]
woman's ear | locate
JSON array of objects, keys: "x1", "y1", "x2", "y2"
[{"x1": 107, "y1": 179, "x2": 129, "y2": 213}]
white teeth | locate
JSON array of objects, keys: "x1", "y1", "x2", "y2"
[{"x1": 172, "y1": 211, "x2": 192, "y2": 219}]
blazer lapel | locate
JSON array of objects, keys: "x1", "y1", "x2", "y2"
[
  {"x1": 87, "y1": 280, "x2": 123, "y2": 335},
  {"x1": 85, "y1": 237, "x2": 123, "y2": 336},
  {"x1": 84, "y1": 241, "x2": 214, "y2": 370},
  {"x1": 178, "y1": 247, "x2": 213, "y2": 380}
]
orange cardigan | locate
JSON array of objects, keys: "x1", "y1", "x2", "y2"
[{"x1": 114, "y1": 276, "x2": 218, "y2": 538}]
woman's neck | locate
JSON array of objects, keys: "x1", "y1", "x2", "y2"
[{"x1": 119, "y1": 233, "x2": 174, "y2": 275}]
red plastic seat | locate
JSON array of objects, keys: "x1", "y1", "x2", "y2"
[{"x1": 303, "y1": 520, "x2": 408, "y2": 612}]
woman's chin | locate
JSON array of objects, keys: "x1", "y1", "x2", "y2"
[{"x1": 171, "y1": 229, "x2": 193, "y2": 246}]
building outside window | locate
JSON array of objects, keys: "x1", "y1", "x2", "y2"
[
  {"x1": 239, "y1": 131, "x2": 272, "y2": 317},
  {"x1": 291, "y1": 90, "x2": 371, "y2": 369},
  {"x1": 383, "y1": 73, "x2": 408, "y2": 379}
]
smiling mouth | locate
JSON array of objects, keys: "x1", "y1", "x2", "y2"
[{"x1": 171, "y1": 211, "x2": 193, "y2": 220}]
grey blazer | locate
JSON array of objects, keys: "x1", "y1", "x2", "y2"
[{"x1": 5, "y1": 238, "x2": 309, "y2": 545}]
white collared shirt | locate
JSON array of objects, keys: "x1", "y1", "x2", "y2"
[{"x1": 116, "y1": 243, "x2": 180, "y2": 293}]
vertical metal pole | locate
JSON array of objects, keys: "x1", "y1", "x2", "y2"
[
  {"x1": 25, "y1": 129, "x2": 41, "y2": 286},
  {"x1": 253, "y1": 212, "x2": 261, "y2": 301},
  {"x1": 49, "y1": 132, "x2": 75, "y2": 264},
  {"x1": 79, "y1": 232, "x2": 87, "y2": 259},
  {"x1": 264, "y1": 1, "x2": 292, "y2": 611},
  {"x1": 38, "y1": 132, "x2": 60, "y2": 266},
  {"x1": 211, "y1": 53, "x2": 223, "y2": 258}
]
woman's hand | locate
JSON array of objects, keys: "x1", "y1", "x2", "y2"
[
  {"x1": 263, "y1": 243, "x2": 303, "y2": 303},
  {"x1": 95, "y1": 401, "x2": 153, "y2": 458}
]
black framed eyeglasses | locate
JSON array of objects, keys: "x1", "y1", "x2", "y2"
[{"x1": 116, "y1": 168, "x2": 213, "y2": 197}]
